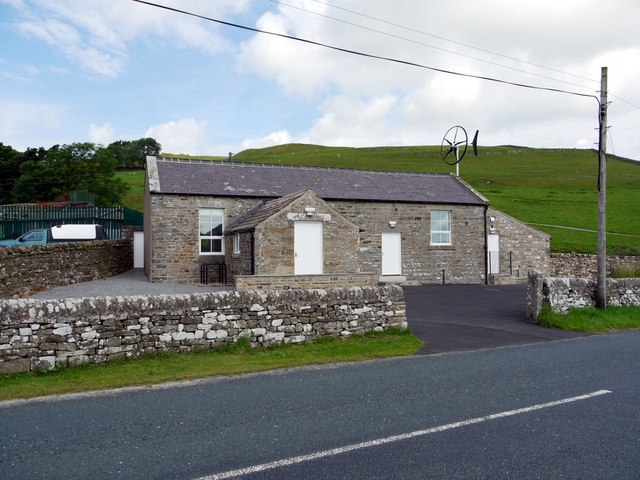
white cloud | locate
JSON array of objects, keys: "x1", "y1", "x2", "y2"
[
  {"x1": 301, "y1": 94, "x2": 400, "y2": 146},
  {"x1": 241, "y1": 130, "x2": 293, "y2": 150},
  {"x1": 145, "y1": 118, "x2": 210, "y2": 155},
  {"x1": 0, "y1": 100, "x2": 62, "y2": 134},
  {"x1": 233, "y1": 0, "x2": 640, "y2": 159},
  {"x1": 9, "y1": 0, "x2": 252, "y2": 77},
  {"x1": 88, "y1": 123, "x2": 115, "y2": 145}
]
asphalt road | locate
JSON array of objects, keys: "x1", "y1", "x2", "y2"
[
  {"x1": 2, "y1": 331, "x2": 638, "y2": 480},
  {"x1": 403, "y1": 284, "x2": 589, "y2": 354}
]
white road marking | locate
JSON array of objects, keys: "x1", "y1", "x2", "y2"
[{"x1": 199, "y1": 390, "x2": 611, "y2": 480}]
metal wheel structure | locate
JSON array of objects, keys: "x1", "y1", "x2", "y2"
[{"x1": 440, "y1": 125, "x2": 468, "y2": 166}]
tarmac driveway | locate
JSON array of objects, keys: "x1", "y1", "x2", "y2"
[{"x1": 403, "y1": 284, "x2": 589, "y2": 355}]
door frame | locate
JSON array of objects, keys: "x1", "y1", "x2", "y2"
[
  {"x1": 487, "y1": 233, "x2": 500, "y2": 274},
  {"x1": 381, "y1": 232, "x2": 402, "y2": 275},
  {"x1": 294, "y1": 221, "x2": 324, "y2": 275}
]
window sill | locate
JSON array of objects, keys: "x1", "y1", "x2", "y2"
[{"x1": 429, "y1": 244, "x2": 454, "y2": 250}]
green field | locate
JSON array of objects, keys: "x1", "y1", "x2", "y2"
[{"x1": 122, "y1": 144, "x2": 640, "y2": 254}]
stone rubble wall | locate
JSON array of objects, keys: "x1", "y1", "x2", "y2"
[
  {"x1": 551, "y1": 253, "x2": 640, "y2": 277},
  {"x1": 235, "y1": 274, "x2": 378, "y2": 291},
  {"x1": 487, "y1": 208, "x2": 551, "y2": 280},
  {"x1": 0, "y1": 286, "x2": 407, "y2": 374},
  {"x1": 0, "y1": 239, "x2": 133, "y2": 299},
  {"x1": 527, "y1": 271, "x2": 640, "y2": 321}
]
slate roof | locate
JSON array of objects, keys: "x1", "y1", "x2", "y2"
[
  {"x1": 148, "y1": 157, "x2": 488, "y2": 206},
  {"x1": 225, "y1": 190, "x2": 308, "y2": 233}
]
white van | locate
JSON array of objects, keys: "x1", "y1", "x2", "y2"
[
  {"x1": 48, "y1": 224, "x2": 108, "y2": 242},
  {"x1": 0, "y1": 224, "x2": 108, "y2": 247}
]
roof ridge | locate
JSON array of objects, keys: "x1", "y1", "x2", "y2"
[{"x1": 154, "y1": 156, "x2": 451, "y2": 178}]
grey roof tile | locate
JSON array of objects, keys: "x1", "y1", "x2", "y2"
[
  {"x1": 225, "y1": 190, "x2": 308, "y2": 233},
  {"x1": 151, "y1": 158, "x2": 487, "y2": 206}
]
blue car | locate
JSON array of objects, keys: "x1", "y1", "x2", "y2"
[{"x1": 0, "y1": 224, "x2": 108, "y2": 247}]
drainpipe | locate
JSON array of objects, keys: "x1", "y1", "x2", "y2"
[
  {"x1": 483, "y1": 205, "x2": 489, "y2": 285},
  {"x1": 250, "y1": 231, "x2": 255, "y2": 275}
]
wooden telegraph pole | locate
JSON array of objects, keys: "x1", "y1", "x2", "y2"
[{"x1": 596, "y1": 66, "x2": 608, "y2": 309}]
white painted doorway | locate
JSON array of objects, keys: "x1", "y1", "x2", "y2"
[
  {"x1": 294, "y1": 221, "x2": 323, "y2": 275},
  {"x1": 133, "y1": 231, "x2": 144, "y2": 268},
  {"x1": 381, "y1": 232, "x2": 402, "y2": 275},
  {"x1": 487, "y1": 233, "x2": 500, "y2": 274}
]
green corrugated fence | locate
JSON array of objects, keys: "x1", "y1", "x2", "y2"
[{"x1": 0, "y1": 205, "x2": 126, "y2": 240}]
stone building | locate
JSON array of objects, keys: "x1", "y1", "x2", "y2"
[{"x1": 144, "y1": 157, "x2": 549, "y2": 286}]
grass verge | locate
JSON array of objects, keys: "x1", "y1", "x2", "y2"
[
  {"x1": 0, "y1": 329, "x2": 422, "y2": 401},
  {"x1": 538, "y1": 305, "x2": 640, "y2": 332}
]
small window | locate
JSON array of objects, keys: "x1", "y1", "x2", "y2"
[
  {"x1": 20, "y1": 230, "x2": 43, "y2": 242},
  {"x1": 233, "y1": 233, "x2": 241, "y2": 255},
  {"x1": 430, "y1": 211, "x2": 452, "y2": 246},
  {"x1": 199, "y1": 208, "x2": 224, "y2": 255}
]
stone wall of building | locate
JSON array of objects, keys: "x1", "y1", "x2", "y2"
[
  {"x1": 527, "y1": 271, "x2": 640, "y2": 321},
  {"x1": 0, "y1": 239, "x2": 132, "y2": 299},
  {"x1": 225, "y1": 232, "x2": 254, "y2": 284},
  {"x1": 254, "y1": 192, "x2": 361, "y2": 276},
  {"x1": 551, "y1": 253, "x2": 640, "y2": 277},
  {"x1": 0, "y1": 286, "x2": 407, "y2": 374},
  {"x1": 487, "y1": 208, "x2": 550, "y2": 280},
  {"x1": 147, "y1": 192, "x2": 491, "y2": 285},
  {"x1": 330, "y1": 200, "x2": 487, "y2": 284},
  {"x1": 146, "y1": 193, "x2": 262, "y2": 284}
]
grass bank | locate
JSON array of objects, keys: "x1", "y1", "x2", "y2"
[
  {"x1": 539, "y1": 305, "x2": 640, "y2": 332},
  {"x1": 0, "y1": 329, "x2": 421, "y2": 401}
]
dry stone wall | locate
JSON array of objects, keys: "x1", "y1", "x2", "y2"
[
  {"x1": 527, "y1": 271, "x2": 640, "y2": 321},
  {"x1": 0, "y1": 239, "x2": 132, "y2": 299},
  {"x1": 551, "y1": 253, "x2": 640, "y2": 277},
  {"x1": 235, "y1": 274, "x2": 377, "y2": 291},
  {"x1": 0, "y1": 286, "x2": 407, "y2": 374}
]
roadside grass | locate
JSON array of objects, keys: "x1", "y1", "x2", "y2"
[
  {"x1": 0, "y1": 329, "x2": 422, "y2": 401},
  {"x1": 129, "y1": 145, "x2": 640, "y2": 255},
  {"x1": 538, "y1": 305, "x2": 640, "y2": 332},
  {"x1": 610, "y1": 267, "x2": 640, "y2": 278}
]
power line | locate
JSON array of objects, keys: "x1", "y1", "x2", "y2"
[
  {"x1": 609, "y1": 93, "x2": 640, "y2": 110},
  {"x1": 131, "y1": 0, "x2": 599, "y2": 104},
  {"x1": 306, "y1": 0, "x2": 600, "y2": 85},
  {"x1": 269, "y1": 0, "x2": 596, "y2": 92},
  {"x1": 303, "y1": 0, "x2": 640, "y2": 110}
]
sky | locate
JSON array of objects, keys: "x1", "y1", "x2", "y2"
[{"x1": 1, "y1": 0, "x2": 639, "y2": 161}]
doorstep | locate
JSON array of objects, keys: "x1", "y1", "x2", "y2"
[{"x1": 378, "y1": 275, "x2": 407, "y2": 284}]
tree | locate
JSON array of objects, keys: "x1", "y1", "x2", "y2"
[
  {"x1": 0, "y1": 143, "x2": 24, "y2": 205},
  {"x1": 11, "y1": 143, "x2": 129, "y2": 206},
  {"x1": 107, "y1": 137, "x2": 161, "y2": 169}
]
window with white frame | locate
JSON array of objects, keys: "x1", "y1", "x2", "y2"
[
  {"x1": 199, "y1": 208, "x2": 224, "y2": 255},
  {"x1": 233, "y1": 233, "x2": 241, "y2": 255},
  {"x1": 430, "y1": 210, "x2": 452, "y2": 245}
]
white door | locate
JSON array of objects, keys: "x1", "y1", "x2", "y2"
[
  {"x1": 381, "y1": 232, "x2": 402, "y2": 275},
  {"x1": 133, "y1": 231, "x2": 144, "y2": 268},
  {"x1": 487, "y1": 234, "x2": 500, "y2": 274},
  {"x1": 294, "y1": 221, "x2": 323, "y2": 275}
]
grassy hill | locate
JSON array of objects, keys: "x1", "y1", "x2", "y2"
[{"x1": 119, "y1": 145, "x2": 640, "y2": 255}]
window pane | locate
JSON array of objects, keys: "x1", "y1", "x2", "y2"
[
  {"x1": 210, "y1": 221, "x2": 223, "y2": 236},
  {"x1": 431, "y1": 211, "x2": 451, "y2": 245},
  {"x1": 200, "y1": 222, "x2": 212, "y2": 236},
  {"x1": 199, "y1": 208, "x2": 224, "y2": 254}
]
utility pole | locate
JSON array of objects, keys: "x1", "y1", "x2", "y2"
[{"x1": 596, "y1": 66, "x2": 608, "y2": 309}]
